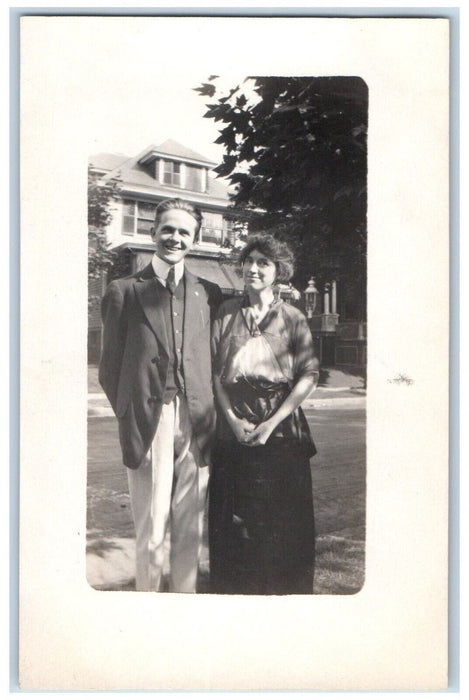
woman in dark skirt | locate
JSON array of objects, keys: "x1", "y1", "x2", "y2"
[{"x1": 209, "y1": 235, "x2": 319, "y2": 595}]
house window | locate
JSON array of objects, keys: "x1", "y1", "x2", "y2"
[
  {"x1": 185, "y1": 165, "x2": 204, "y2": 193},
  {"x1": 163, "y1": 161, "x2": 181, "y2": 186},
  {"x1": 137, "y1": 202, "x2": 156, "y2": 234},
  {"x1": 122, "y1": 200, "x2": 136, "y2": 234},
  {"x1": 122, "y1": 199, "x2": 156, "y2": 236},
  {"x1": 225, "y1": 219, "x2": 235, "y2": 245},
  {"x1": 200, "y1": 212, "x2": 224, "y2": 246}
]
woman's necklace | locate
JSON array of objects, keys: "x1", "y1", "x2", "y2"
[
  {"x1": 246, "y1": 286, "x2": 276, "y2": 326},
  {"x1": 250, "y1": 296, "x2": 276, "y2": 325}
]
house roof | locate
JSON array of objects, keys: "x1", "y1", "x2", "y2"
[
  {"x1": 117, "y1": 160, "x2": 231, "y2": 201},
  {"x1": 154, "y1": 139, "x2": 216, "y2": 165},
  {"x1": 88, "y1": 153, "x2": 129, "y2": 172},
  {"x1": 207, "y1": 174, "x2": 233, "y2": 199},
  {"x1": 89, "y1": 140, "x2": 233, "y2": 202}
]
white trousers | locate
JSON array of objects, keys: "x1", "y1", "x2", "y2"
[{"x1": 127, "y1": 393, "x2": 209, "y2": 593}]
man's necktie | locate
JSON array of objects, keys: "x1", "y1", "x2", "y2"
[{"x1": 166, "y1": 266, "x2": 176, "y2": 295}]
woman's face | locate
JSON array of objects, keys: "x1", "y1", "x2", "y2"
[{"x1": 242, "y1": 248, "x2": 277, "y2": 292}]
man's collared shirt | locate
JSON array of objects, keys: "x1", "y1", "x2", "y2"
[
  {"x1": 151, "y1": 254, "x2": 185, "y2": 401},
  {"x1": 152, "y1": 254, "x2": 184, "y2": 289}
]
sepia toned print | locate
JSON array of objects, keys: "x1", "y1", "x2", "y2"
[
  {"x1": 20, "y1": 16, "x2": 449, "y2": 690},
  {"x1": 87, "y1": 76, "x2": 368, "y2": 595}
]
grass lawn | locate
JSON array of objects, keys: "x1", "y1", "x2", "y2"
[
  {"x1": 314, "y1": 535, "x2": 365, "y2": 594},
  {"x1": 87, "y1": 408, "x2": 366, "y2": 595}
]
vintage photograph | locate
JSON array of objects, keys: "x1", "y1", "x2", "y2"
[
  {"x1": 20, "y1": 15, "x2": 449, "y2": 689},
  {"x1": 87, "y1": 75, "x2": 368, "y2": 595}
]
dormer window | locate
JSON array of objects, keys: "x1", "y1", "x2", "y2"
[
  {"x1": 163, "y1": 160, "x2": 181, "y2": 187},
  {"x1": 185, "y1": 165, "x2": 205, "y2": 193},
  {"x1": 138, "y1": 141, "x2": 216, "y2": 193}
]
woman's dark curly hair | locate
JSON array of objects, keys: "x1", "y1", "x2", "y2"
[{"x1": 238, "y1": 234, "x2": 295, "y2": 284}]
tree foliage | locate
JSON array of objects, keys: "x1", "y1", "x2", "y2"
[
  {"x1": 194, "y1": 76, "x2": 368, "y2": 317},
  {"x1": 88, "y1": 166, "x2": 122, "y2": 308}
]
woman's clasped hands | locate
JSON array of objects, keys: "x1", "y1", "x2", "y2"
[
  {"x1": 230, "y1": 415, "x2": 276, "y2": 447},
  {"x1": 229, "y1": 416, "x2": 256, "y2": 444}
]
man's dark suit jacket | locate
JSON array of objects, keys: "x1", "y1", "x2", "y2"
[{"x1": 99, "y1": 263, "x2": 223, "y2": 469}]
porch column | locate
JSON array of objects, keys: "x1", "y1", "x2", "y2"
[
  {"x1": 324, "y1": 283, "x2": 330, "y2": 314},
  {"x1": 331, "y1": 280, "x2": 337, "y2": 314}
]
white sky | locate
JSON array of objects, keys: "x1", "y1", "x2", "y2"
[
  {"x1": 76, "y1": 19, "x2": 261, "y2": 164},
  {"x1": 89, "y1": 72, "x2": 238, "y2": 163}
]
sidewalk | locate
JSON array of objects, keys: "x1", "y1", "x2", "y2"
[{"x1": 88, "y1": 366, "x2": 366, "y2": 416}]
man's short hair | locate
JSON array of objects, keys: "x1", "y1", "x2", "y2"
[{"x1": 154, "y1": 198, "x2": 203, "y2": 238}]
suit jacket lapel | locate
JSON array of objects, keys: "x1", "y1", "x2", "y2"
[
  {"x1": 134, "y1": 265, "x2": 170, "y2": 356},
  {"x1": 184, "y1": 269, "x2": 208, "y2": 348}
]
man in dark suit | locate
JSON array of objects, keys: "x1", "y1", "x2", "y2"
[{"x1": 99, "y1": 198, "x2": 222, "y2": 592}]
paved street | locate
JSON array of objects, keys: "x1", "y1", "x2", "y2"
[
  {"x1": 87, "y1": 405, "x2": 366, "y2": 593},
  {"x1": 303, "y1": 406, "x2": 366, "y2": 541}
]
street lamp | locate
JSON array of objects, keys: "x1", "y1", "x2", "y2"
[{"x1": 305, "y1": 277, "x2": 319, "y2": 319}]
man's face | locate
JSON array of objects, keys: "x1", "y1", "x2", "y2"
[{"x1": 151, "y1": 209, "x2": 198, "y2": 265}]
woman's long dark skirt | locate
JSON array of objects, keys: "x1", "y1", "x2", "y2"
[{"x1": 209, "y1": 440, "x2": 315, "y2": 595}]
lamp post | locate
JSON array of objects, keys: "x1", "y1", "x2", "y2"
[{"x1": 305, "y1": 277, "x2": 319, "y2": 319}]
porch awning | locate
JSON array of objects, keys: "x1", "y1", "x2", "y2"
[
  {"x1": 126, "y1": 247, "x2": 301, "y2": 299},
  {"x1": 130, "y1": 248, "x2": 244, "y2": 295},
  {"x1": 185, "y1": 257, "x2": 244, "y2": 295}
]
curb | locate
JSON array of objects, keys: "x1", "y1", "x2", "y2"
[
  {"x1": 303, "y1": 397, "x2": 366, "y2": 409},
  {"x1": 88, "y1": 393, "x2": 366, "y2": 417}
]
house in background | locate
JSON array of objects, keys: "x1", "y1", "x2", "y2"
[
  {"x1": 88, "y1": 139, "x2": 366, "y2": 373},
  {"x1": 304, "y1": 278, "x2": 366, "y2": 371},
  {"x1": 88, "y1": 139, "x2": 245, "y2": 363}
]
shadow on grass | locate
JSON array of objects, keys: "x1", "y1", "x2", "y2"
[
  {"x1": 86, "y1": 534, "x2": 364, "y2": 595},
  {"x1": 86, "y1": 538, "x2": 126, "y2": 559}
]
